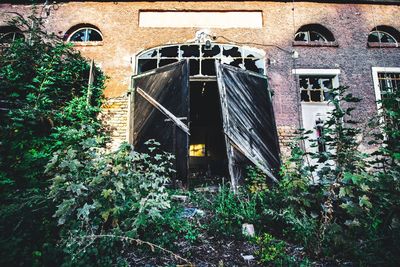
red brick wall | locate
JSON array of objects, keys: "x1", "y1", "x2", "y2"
[{"x1": 1, "y1": 1, "x2": 399, "y2": 147}]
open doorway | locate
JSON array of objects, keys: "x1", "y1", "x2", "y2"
[
  {"x1": 188, "y1": 81, "x2": 229, "y2": 186},
  {"x1": 132, "y1": 46, "x2": 281, "y2": 189}
]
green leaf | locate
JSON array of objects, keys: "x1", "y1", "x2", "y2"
[
  {"x1": 359, "y1": 195, "x2": 372, "y2": 209},
  {"x1": 77, "y1": 203, "x2": 96, "y2": 221}
]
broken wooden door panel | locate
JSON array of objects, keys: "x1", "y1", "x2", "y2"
[
  {"x1": 216, "y1": 62, "x2": 280, "y2": 184},
  {"x1": 132, "y1": 60, "x2": 190, "y2": 181}
]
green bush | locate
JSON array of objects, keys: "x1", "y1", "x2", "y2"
[
  {"x1": 263, "y1": 86, "x2": 400, "y2": 265},
  {"x1": 253, "y1": 233, "x2": 292, "y2": 266},
  {"x1": 0, "y1": 12, "x2": 105, "y2": 266},
  {"x1": 47, "y1": 140, "x2": 174, "y2": 266}
]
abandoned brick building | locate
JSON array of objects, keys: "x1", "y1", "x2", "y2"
[{"x1": 1, "y1": 0, "x2": 400, "y2": 187}]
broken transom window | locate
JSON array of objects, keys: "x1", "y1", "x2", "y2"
[
  {"x1": 368, "y1": 31, "x2": 397, "y2": 44},
  {"x1": 300, "y1": 76, "x2": 334, "y2": 102},
  {"x1": 368, "y1": 26, "x2": 400, "y2": 46},
  {"x1": 294, "y1": 24, "x2": 335, "y2": 43},
  {"x1": 295, "y1": 31, "x2": 327, "y2": 42},
  {"x1": 137, "y1": 44, "x2": 265, "y2": 76}
]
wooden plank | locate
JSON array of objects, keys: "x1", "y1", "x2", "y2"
[
  {"x1": 136, "y1": 87, "x2": 190, "y2": 135},
  {"x1": 216, "y1": 62, "x2": 281, "y2": 185}
]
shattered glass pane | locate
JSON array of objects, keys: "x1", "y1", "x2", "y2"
[
  {"x1": 299, "y1": 77, "x2": 309, "y2": 89},
  {"x1": 189, "y1": 59, "x2": 200, "y2": 76},
  {"x1": 310, "y1": 78, "x2": 321, "y2": 89},
  {"x1": 254, "y1": 59, "x2": 264, "y2": 73},
  {"x1": 368, "y1": 32, "x2": 380, "y2": 42},
  {"x1": 321, "y1": 78, "x2": 333, "y2": 89},
  {"x1": 159, "y1": 59, "x2": 178, "y2": 67},
  {"x1": 244, "y1": 58, "x2": 261, "y2": 73},
  {"x1": 87, "y1": 29, "x2": 102, "y2": 41},
  {"x1": 160, "y1": 46, "x2": 179, "y2": 57},
  {"x1": 323, "y1": 91, "x2": 333, "y2": 101},
  {"x1": 295, "y1": 31, "x2": 307, "y2": 41},
  {"x1": 202, "y1": 44, "x2": 221, "y2": 57},
  {"x1": 70, "y1": 29, "x2": 86, "y2": 41},
  {"x1": 181, "y1": 45, "x2": 200, "y2": 57},
  {"x1": 140, "y1": 49, "x2": 158, "y2": 58},
  {"x1": 228, "y1": 58, "x2": 243, "y2": 68},
  {"x1": 380, "y1": 33, "x2": 396, "y2": 43},
  {"x1": 310, "y1": 90, "x2": 322, "y2": 102},
  {"x1": 309, "y1": 31, "x2": 326, "y2": 42},
  {"x1": 223, "y1": 46, "x2": 242, "y2": 57},
  {"x1": 137, "y1": 44, "x2": 265, "y2": 77},
  {"x1": 201, "y1": 59, "x2": 216, "y2": 76},
  {"x1": 243, "y1": 48, "x2": 262, "y2": 58},
  {"x1": 301, "y1": 90, "x2": 310, "y2": 102},
  {"x1": 138, "y1": 59, "x2": 157, "y2": 74},
  {"x1": 369, "y1": 31, "x2": 396, "y2": 43}
]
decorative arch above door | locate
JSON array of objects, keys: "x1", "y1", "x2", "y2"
[{"x1": 136, "y1": 43, "x2": 266, "y2": 76}]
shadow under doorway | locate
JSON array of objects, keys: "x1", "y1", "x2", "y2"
[{"x1": 188, "y1": 81, "x2": 229, "y2": 188}]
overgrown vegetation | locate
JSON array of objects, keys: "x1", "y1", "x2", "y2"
[
  {"x1": 260, "y1": 85, "x2": 400, "y2": 265},
  {"x1": 1, "y1": 11, "x2": 399, "y2": 267},
  {"x1": 0, "y1": 13, "x2": 105, "y2": 266}
]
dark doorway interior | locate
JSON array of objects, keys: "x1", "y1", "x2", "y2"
[{"x1": 188, "y1": 81, "x2": 229, "y2": 186}]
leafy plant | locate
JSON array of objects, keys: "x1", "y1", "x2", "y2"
[
  {"x1": 211, "y1": 184, "x2": 260, "y2": 236},
  {"x1": 245, "y1": 166, "x2": 270, "y2": 194},
  {"x1": 0, "y1": 11, "x2": 105, "y2": 266},
  {"x1": 253, "y1": 233, "x2": 290, "y2": 265},
  {"x1": 264, "y1": 85, "x2": 400, "y2": 265},
  {"x1": 47, "y1": 140, "x2": 174, "y2": 266}
]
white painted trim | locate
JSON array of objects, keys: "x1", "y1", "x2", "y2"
[
  {"x1": 292, "y1": 69, "x2": 341, "y2": 75},
  {"x1": 371, "y1": 66, "x2": 400, "y2": 112},
  {"x1": 292, "y1": 68, "x2": 341, "y2": 104}
]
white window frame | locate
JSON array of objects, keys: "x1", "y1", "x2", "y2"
[
  {"x1": 372, "y1": 67, "x2": 400, "y2": 111},
  {"x1": 368, "y1": 31, "x2": 398, "y2": 46},
  {"x1": 292, "y1": 69, "x2": 341, "y2": 179},
  {"x1": 67, "y1": 27, "x2": 103, "y2": 42},
  {"x1": 295, "y1": 31, "x2": 328, "y2": 43},
  {"x1": 292, "y1": 68, "x2": 340, "y2": 104}
]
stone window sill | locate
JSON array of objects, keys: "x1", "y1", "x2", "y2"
[
  {"x1": 368, "y1": 42, "x2": 399, "y2": 48},
  {"x1": 69, "y1": 41, "x2": 103, "y2": 47},
  {"x1": 292, "y1": 41, "x2": 339, "y2": 47}
]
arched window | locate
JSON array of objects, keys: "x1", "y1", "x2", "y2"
[
  {"x1": 368, "y1": 26, "x2": 400, "y2": 47},
  {"x1": 65, "y1": 24, "x2": 103, "y2": 42},
  {"x1": 294, "y1": 24, "x2": 335, "y2": 44},
  {"x1": 0, "y1": 26, "x2": 24, "y2": 44},
  {"x1": 136, "y1": 43, "x2": 265, "y2": 76}
]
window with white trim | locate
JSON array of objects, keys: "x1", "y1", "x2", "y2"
[
  {"x1": 372, "y1": 67, "x2": 400, "y2": 109},
  {"x1": 294, "y1": 24, "x2": 335, "y2": 43},
  {"x1": 137, "y1": 43, "x2": 265, "y2": 76},
  {"x1": 299, "y1": 76, "x2": 335, "y2": 102},
  {"x1": 293, "y1": 69, "x2": 340, "y2": 163},
  {"x1": 377, "y1": 72, "x2": 400, "y2": 95},
  {"x1": 368, "y1": 31, "x2": 397, "y2": 44},
  {"x1": 65, "y1": 26, "x2": 103, "y2": 42},
  {"x1": 368, "y1": 26, "x2": 400, "y2": 48},
  {"x1": 293, "y1": 69, "x2": 340, "y2": 102}
]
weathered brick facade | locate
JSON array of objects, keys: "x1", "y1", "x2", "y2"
[
  {"x1": 101, "y1": 95, "x2": 129, "y2": 149},
  {"x1": 1, "y1": 1, "x2": 399, "y2": 154}
]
